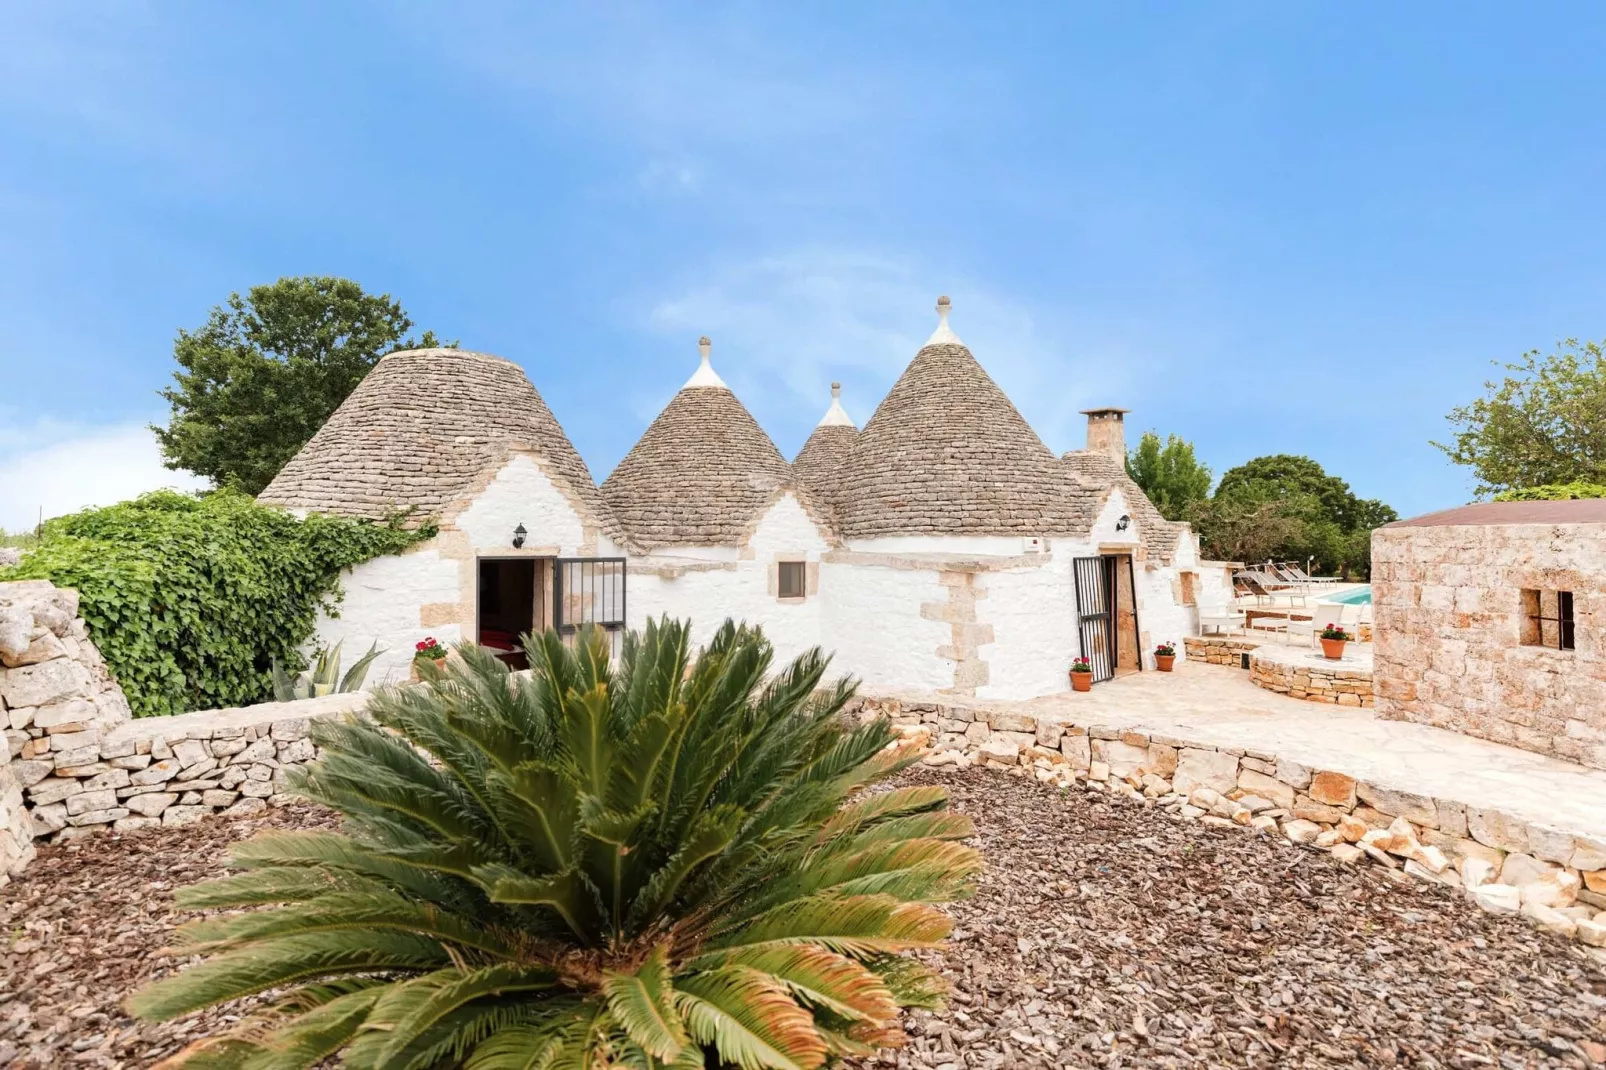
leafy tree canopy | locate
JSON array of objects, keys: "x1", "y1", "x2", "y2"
[
  {"x1": 130, "y1": 621, "x2": 977, "y2": 1070},
  {"x1": 1125, "y1": 431, "x2": 1212, "y2": 522},
  {"x1": 0, "y1": 490, "x2": 432, "y2": 717},
  {"x1": 1493, "y1": 481, "x2": 1606, "y2": 501},
  {"x1": 1435, "y1": 339, "x2": 1606, "y2": 496},
  {"x1": 154, "y1": 276, "x2": 450, "y2": 495},
  {"x1": 1191, "y1": 454, "x2": 1395, "y2": 578}
]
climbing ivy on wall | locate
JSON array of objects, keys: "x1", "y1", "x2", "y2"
[{"x1": 0, "y1": 490, "x2": 434, "y2": 718}]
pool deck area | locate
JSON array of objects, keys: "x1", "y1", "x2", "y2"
[{"x1": 876, "y1": 660, "x2": 1606, "y2": 844}]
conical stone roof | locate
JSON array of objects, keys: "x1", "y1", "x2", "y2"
[
  {"x1": 793, "y1": 382, "x2": 858, "y2": 508},
  {"x1": 258, "y1": 348, "x2": 618, "y2": 540},
  {"x1": 602, "y1": 338, "x2": 795, "y2": 549},
  {"x1": 834, "y1": 298, "x2": 1096, "y2": 540},
  {"x1": 1062, "y1": 447, "x2": 1185, "y2": 564}
]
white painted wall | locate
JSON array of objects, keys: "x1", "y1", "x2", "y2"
[
  {"x1": 821, "y1": 561, "x2": 953, "y2": 693},
  {"x1": 314, "y1": 546, "x2": 463, "y2": 686},
  {"x1": 457, "y1": 454, "x2": 588, "y2": 556},
  {"x1": 311, "y1": 453, "x2": 599, "y2": 686},
  {"x1": 626, "y1": 493, "x2": 830, "y2": 667},
  {"x1": 977, "y1": 553, "x2": 1078, "y2": 699},
  {"x1": 849, "y1": 534, "x2": 1041, "y2": 556}
]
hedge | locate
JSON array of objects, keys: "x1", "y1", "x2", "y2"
[{"x1": 0, "y1": 490, "x2": 433, "y2": 717}]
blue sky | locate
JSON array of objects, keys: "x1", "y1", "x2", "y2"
[{"x1": 3, "y1": 2, "x2": 1604, "y2": 530}]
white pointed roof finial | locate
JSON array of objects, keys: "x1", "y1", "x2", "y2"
[
  {"x1": 817, "y1": 380, "x2": 855, "y2": 428},
  {"x1": 925, "y1": 295, "x2": 961, "y2": 346},
  {"x1": 683, "y1": 334, "x2": 728, "y2": 389}
]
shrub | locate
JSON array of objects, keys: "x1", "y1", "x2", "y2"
[
  {"x1": 0, "y1": 490, "x2": 432, "y2": 717},
  {"x1": 129, "y1": 620, "x2": 978, "y2": 1070},
  {"x1": 1493, "y1": 482, "x2": 1606, "y2": 501}
]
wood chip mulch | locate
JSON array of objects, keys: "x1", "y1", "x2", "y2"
[{"x1": 1, "y1": 770, "x2": 1603, "y2": 1068}]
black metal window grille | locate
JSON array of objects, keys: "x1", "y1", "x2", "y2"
[
  {"x1": 1523, "y1": 588, "x2": 1575, "y2": 651},
  {"x1": 778, "y1": 561, "x2": 806, "y2": 599},
  {"x1": 553, "y1": 558, "x2": 626, "y2": 638}
]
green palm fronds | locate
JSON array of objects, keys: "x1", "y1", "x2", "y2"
[{"x1": 131, "y1": 618, "x2": 979, "y2": 1070}]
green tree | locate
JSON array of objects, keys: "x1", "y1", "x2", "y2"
[
  {"x1": 1494, "y1": 482, "x2": 1606, "y2": 501},
  {"x1": 154, "y1": 276, "x2": 448, "y2": 495},
  {"x1": 1126, "y1": 431, "x2": 1213, "y2": 521},
  {"x1": 1197, "y1": 455, "x2": 1396, "y2": 577},
  {"x1": 1435, "y1": 339, "x2": 1606, "y2": 496},
  {"x1": 131, "y1": 621, "x2": 977, "y2": 1069}
]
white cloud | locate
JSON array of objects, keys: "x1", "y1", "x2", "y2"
[
  {"x1": 0, "y1": 421, "x2": 207, "y2": 533},
  {"x1": 641, "y1": 248, "x2": 1144, "y2": 454}
]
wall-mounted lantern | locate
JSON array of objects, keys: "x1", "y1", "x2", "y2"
[
  {"x1": 512, "y1": 523, "x2": 527, "y2": 549},
  {"x1": 1115, "y1": 514, "x2": 1131, "y2": 532}
]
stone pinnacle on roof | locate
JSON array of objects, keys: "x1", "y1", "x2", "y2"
[
  {"x1": 925, "y1": 295, "x2": 962, "y2": 346},
  {"x1": 832, "y1": 297, "x2": 1096, "y2": 539},
  {"x1": 257, "y1": 348, "x2": 621, "y2": 542},
  {"x1": 817, "y1": 381, "x2": 856, "y2": 428},
  {"x1": 683, "y1": 335, "x2": 727, "y2": 389},
  {"x1": 603, "y1": 336, "x2": 795, "y2": 548},
  {"x1": 795, "y1": 382, "x2": 860, "y2": 509}
]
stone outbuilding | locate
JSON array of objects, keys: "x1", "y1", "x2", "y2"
[
  {"x1": 260, "y1": 298, "x2": 1211, "y2": 699},
  {"x1": 1372, "y1": 499, "x2": 1606, "y2": 771}
]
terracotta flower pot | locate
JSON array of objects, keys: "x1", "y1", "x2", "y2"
[
  {"x1": 1155, "y1": 654, "x2": 1175, "y2": 672},
  {"x1": 1320, "y1": 638, "x2": 1347, "y2": 661},
  {"x1": 1070, "y1": 672, "x2": 1093, "y2": 692},
  {"x1": 411, "y1": 656, "x2": 447, "y2": 682}
]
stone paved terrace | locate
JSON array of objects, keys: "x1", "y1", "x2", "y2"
[{"x1": 877, "y1": 661, "x2": 1606, "y2": 842}]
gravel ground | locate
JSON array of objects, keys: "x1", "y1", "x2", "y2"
[
  {"x1": 1, "y1": 770, "x2": 1603, "y2": 1069},
  {"x1": 0, "y1": 803, "x2": 338, "y2": 1069}
]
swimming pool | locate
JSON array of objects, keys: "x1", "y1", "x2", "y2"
[{"x1": 1322, "y1": 585, "x2": 1372, "y2": 606}]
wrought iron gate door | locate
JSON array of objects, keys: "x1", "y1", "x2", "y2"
[{"x1": 1073, "y1": 555, "x2": 1118, "y2": 683}]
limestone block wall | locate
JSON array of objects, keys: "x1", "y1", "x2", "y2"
[
  {"x1": 1372, "y1": 522, "x2": 1606, "y2": 770},
  {"x1": 22, "y1": 693, "x2": 361, "y2": 843},
  {"x1": 0, "y1": 580, "x2": 136, "y2": 881}
]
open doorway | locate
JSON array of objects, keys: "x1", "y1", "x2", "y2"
[
  {"x1": 1073, "y1": 553, "x2": 1143, "y2": 683},
  {"x1": 477, "y1": 558, "x2": 550, "y2": 671}
]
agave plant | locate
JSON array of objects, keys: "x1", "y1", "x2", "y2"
[
  {"x1": 271, "y1": 640, "x2": 384, "y2": 702},
  {"x1": 131, "y1": 619, "x2": 979, "y2": 1070}
]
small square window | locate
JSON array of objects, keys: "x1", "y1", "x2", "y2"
[
  {"x1": 1521, "y1": 588, "x2": 1575, "y2": 650},
  {"x1": 778, "y1": 561, "x2": 807, "y2": 600}
]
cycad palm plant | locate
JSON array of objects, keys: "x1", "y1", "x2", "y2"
[{"x1": 131, "y1": 618, "x2": 979, "y2": 1070}]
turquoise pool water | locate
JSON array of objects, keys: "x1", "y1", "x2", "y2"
[{"x1": 1322, "y1": 585, "x2": 1372, "y2": 605}]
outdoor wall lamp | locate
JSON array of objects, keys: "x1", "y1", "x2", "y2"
[
  {"x1": 512, "y1": 523, "x2": 527, "y2": 549},
  {"x1": 1115, "y1": 514, "x2": 1130, "y2": 532}
]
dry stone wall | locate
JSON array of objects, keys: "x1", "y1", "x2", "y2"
[
  {"x1": 1372, "y1": 522, "x2": 1606, "y2": 770},
  {"x1": 1, "y1": 580, "x2": 135, "y2": 882},
  {"x1": 0, "y1": 578, "x2": 357, "y2": 854},
  {"x1": 851, "y1": 694, "x2": 1606, "y2": 949}
]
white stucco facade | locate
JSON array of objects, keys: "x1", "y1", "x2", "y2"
[{"x1": 310, "y1": 452, "x2": 605, "y2": 685}]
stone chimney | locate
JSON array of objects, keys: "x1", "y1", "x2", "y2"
[{"x1": 1081, "y1": 407, "x2": 1130, "y2": 463}]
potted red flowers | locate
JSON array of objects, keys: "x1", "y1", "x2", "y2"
[
  {"x1": 1319, "y1": 623, "x2": 1352, "y2": 660},
  {"x1": 412, "y1": 636, "x2": 448, "y2": 681},
  {"x1": 1154, "y1": 641, "x2": 1176, "y2": 672},
  {"x1": 1069, "y1": 657, "x2": 1093, "y2": 692}
]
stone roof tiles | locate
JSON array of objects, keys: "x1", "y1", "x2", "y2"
[
  {"x1": 601, "y1": 340, "x2": 799, "y2": 549},
  {"x1": 831, "y1": 300, "x2": 1098, "y2": 540},
  {"x1": 257, "y1": 348, "x2": 619, "y2": 540},
  {"x1": 1061, "y1": 448, "x2": 1185, "y2": 563}
]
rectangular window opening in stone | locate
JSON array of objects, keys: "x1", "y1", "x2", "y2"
[
  {"x1": 778, "y1": 560, "x2": 807, "y2": 600},
  {"x1": 1180, "y1": 571, "x2": 1197, "y2": 606},
  {"x1": 1521, "y1": 588, "x2": 1575, "y2": 651}
]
